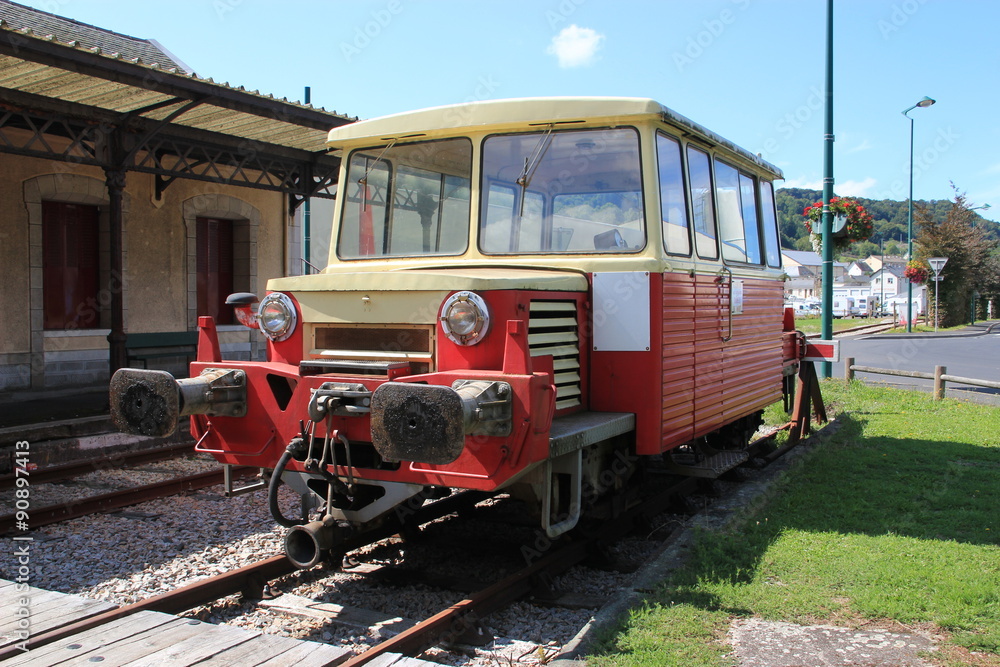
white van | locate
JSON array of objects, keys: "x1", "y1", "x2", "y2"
[{"x1": 832, "y1": 297, "x2": 858, "y2": 318}]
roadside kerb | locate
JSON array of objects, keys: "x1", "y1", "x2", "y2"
[
  {"x1": 869, "y1": 320, "x2": 1000, "y2": 340},
  {"x1": 844, "y1": 357, "x2": 1000, "y2": 400}
]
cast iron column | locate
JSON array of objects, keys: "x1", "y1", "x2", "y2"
[{"x1": 105, "y1": 167, "x2": 127, "y2": 376}]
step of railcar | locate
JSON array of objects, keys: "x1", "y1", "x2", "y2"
[{"x1": 663, "y1": 450, "x2": 750, "y2": 478}]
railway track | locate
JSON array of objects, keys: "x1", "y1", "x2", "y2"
[
  {"x1": 0, "y1": 444, "x2": 255, "y2": 534},
  {"x1": 0, "y1": 489, "x2": 491, "y2": 660},
  {"x1": 0, "y1": 443, "x2": 196, "y2": 490},
  {"x1": 804, "y1": 318, "x2": 896, "y2": 339},
  {"x1": 0, "y1": 466, "x2": 255, "y2": 534},
  {"x1": 1, "y1": 468, "x2": 712, "y2": 665},
  {"x1": 1, "y1": 427, "x2": 797, "y2": 666}
]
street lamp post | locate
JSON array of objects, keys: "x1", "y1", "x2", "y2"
[
  {"x1": 928, "y1": 257, "x2": 948, "y2": 332},
  {"x1": 903, "y1": 96, "x2": 936, "y2": 332}
]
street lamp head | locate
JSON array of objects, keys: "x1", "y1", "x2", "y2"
[{"x1": 903, "y1": 96, "x2": 937, "y2": 116}]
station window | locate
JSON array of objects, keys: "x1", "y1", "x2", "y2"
[
  {"x1": 197, "y1": 217, "x2": 235, "y2": 325},
  {"x1": 686, "y1": 146, "x2": 718, "y2": 260},
  {"x1": 656, "y1": 132, "x2": 690, "y2": 256},
  {"x1": 42, "y1": 201, "x2": 100, "y2": 330}
]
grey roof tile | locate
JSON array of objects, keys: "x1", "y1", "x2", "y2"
[{"x1": 0, "y1": 0, "x2": 190, "y2": 72}]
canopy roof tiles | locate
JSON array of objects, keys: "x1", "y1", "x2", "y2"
[{"x1": 0, "y1": 0, "x2": 355, "y2": 154}]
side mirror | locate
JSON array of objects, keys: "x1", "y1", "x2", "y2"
[{"x1": 226, "y1": 292, "x2": 259, "y2": 329}]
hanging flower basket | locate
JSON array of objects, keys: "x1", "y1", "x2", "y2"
[
  {"x1": 904, "y1": 259, "x2": 930, "y2": 285},
  {"x1": 802, "y1": 196, "x2": 875, "y2": 253}
]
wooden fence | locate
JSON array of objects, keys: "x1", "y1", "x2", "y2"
[{"x1": 844, "y1": 357, "x2": 1000, "y2": 400}]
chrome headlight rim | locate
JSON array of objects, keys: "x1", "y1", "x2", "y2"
[
  {"x1": 257, "y1": 292, "x2": 297, "y2": 342},
  {"x1": 440, "y1": 291, "x2": 490, "y2": 346}
]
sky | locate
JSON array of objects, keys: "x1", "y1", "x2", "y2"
[{"x1": 15, "y1": 0, "x2": 1000, "y2": 220}]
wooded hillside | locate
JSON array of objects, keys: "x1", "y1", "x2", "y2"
[{"x1": 775, "y1": 187, "x2": 998, "y2": 258}]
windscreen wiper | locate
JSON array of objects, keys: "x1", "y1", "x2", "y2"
[{"x1": 515, "y1": 126, "x2": 554, "y2": 218}]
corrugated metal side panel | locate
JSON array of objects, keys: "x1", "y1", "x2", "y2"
[
  {"x1": 660, "y1": 273, "x2": 699, "y2": 445},
  {"x1": 661, "y1": 273, "x2": 783, "y2": 449},
  {"x1": 718, "y1": 278, "x2": 784, "y2": 425},
  {"x1": 692, "y1": 275, "x2": 726, "y2": 431}
]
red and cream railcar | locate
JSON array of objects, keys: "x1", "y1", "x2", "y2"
[{"x1": 111, "y1": 98, "x2": 794, "y2": 567}]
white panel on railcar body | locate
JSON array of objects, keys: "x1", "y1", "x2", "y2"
[
  {"x1": 732, "y1": 279, "x2": 744, "y2": 315},
  {"x1": 592, "y1": 272, "x2": 651, "y2": 352}
]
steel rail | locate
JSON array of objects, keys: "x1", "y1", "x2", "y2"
[
  {"x1": 0, "y1": 554, "x2": 294, "y2": 661},
  {"x1": 336, "y1": 476, "x2": 700, "y2": 667},
  {"x1": 0, "y1": 433, "x2": 786, "y2": 663},
  {"x1": 0, "y1": 489, "x2": 492, "y2": 659},
  {"x1": 805, "y1": 319, "x2": 895, "y2": 339},
  {"x1": 0, "y1": 442, "x2": 195, "y2": 490},
  {"x1": 0, "y1": 467, "x2": 254, "y2": 534}
]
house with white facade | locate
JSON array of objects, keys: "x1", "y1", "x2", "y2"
[{"x1": 781, "y1": 250, "x2": 848, "y2": 301}]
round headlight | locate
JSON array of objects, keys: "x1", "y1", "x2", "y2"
[
  {"x1": 257, "y1": 292, "x2": 297, "y2": 342},
  {"x1": 440, "y1": 291, "x2": 490, "y2": 346}
]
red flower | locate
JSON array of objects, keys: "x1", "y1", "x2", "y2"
[{"x1": 801, "y1": 196, "x2": 874, "y2": 246}]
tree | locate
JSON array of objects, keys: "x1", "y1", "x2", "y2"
[
  {"x1": 851, "y1": 240, "x2": 879, "y2": 258},
  {"x1": 914, "y1": 185, "x2": 1000, "y2": 326}
]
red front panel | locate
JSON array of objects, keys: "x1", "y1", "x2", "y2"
[{"x1": 191, "y1": 289, "x2": 585, "y2": 491}]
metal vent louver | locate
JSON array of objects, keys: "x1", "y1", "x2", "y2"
[{"x1": 529, "y1": 301, "x2": 581, "y2": 410}]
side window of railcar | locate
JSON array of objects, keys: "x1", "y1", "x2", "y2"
[
  {"x1": 716, "y1": 159, "x2": 765, "y2": 266},
  {"x1": 656, "y1": 132, "x2": 690, "y2": 256},
  {"x1": 479, "y1": 128, "x2": 645, "y2": 254},
  {"x1": 686, "y1": 146, "x2": 718, "y2": 260},
  {"x1": 759, "y1": 180, "x2": 782, "y2": 268},
  {"x1": 338, "y1": 138, "x2": 472, "y2": 259},
  {"x1": 715, "y1": 161, "x2": 745, "y2": 262},
  {"x1": 738, "y1": 173, "x2": 763, "y2": 264}
]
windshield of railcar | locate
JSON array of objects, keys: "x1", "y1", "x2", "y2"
[
  {"x1": 337, "y1": 138, "x2": 472, "y2": 259},
  {"x1": 479, "y1": 128, "x2": 644, "y2": 254}
]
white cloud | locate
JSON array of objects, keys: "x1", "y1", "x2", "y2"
[
  {"x1": 847, "y1": 138, "x2": 872, "y2": 153},
  {"x1": 781, "y1": 177, "x2": 823, "y2": 190},
  {"x1": 547, "y1": 25, "x2": 605, "y2": 68},
  {"x1": 836, "y1": 178, "x2": 878, "y2": 197}
]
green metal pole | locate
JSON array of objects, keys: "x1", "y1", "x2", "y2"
[
  {"x1": 303, "y1": 86, "x2": 312, "y2": 275},
  {"x1": 901, "y1": 96, "x2": 935, "y2": 331},
  {"x1": 906, "y1": 114, "x2": 914, "y2": 332},
  {"x1": 820, "y1": 0, "x2": 834, "y2": 378}
]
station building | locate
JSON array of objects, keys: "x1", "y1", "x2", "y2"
[{"x1": 0, "y1": 0, "x2": 354, "y2": 395}]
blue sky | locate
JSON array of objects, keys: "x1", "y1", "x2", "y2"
[{"x1": 18, "y1": 0, "x2": 1000, "y2": 218}]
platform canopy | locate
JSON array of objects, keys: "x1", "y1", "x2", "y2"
[
  {"x1": 0, "y1": 0, "x2": 358, "y2": 375},
  {"x1": 0, "y1": 1, "x2": 355, "y2": 208}
]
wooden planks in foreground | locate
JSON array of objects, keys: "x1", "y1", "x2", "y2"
[{"x1": 0, "y1": 578, "x2": 353, "y2": 666}]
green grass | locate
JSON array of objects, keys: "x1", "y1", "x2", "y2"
[
  {"x1": 882, "y1": 322, "x2": 970, "y2": 334},
  {"x1": 793, "y1": 316, "x2": 883, "y2": 334},
  {"x1": 589, "y1": 382, "x2": 1000, "y2": 667}
]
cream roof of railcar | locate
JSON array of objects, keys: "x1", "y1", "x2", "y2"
[{"x1": 325, "y1": 97, "x2": 782, "y2": 179}]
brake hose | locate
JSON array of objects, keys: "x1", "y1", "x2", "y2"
[{"x1": 269, "y1": 441, "x2": 306, "y2": 528}]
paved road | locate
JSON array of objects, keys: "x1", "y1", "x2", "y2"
[{"x1": 836, "y1": 321, "x2": 1000, "y2": 405}]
